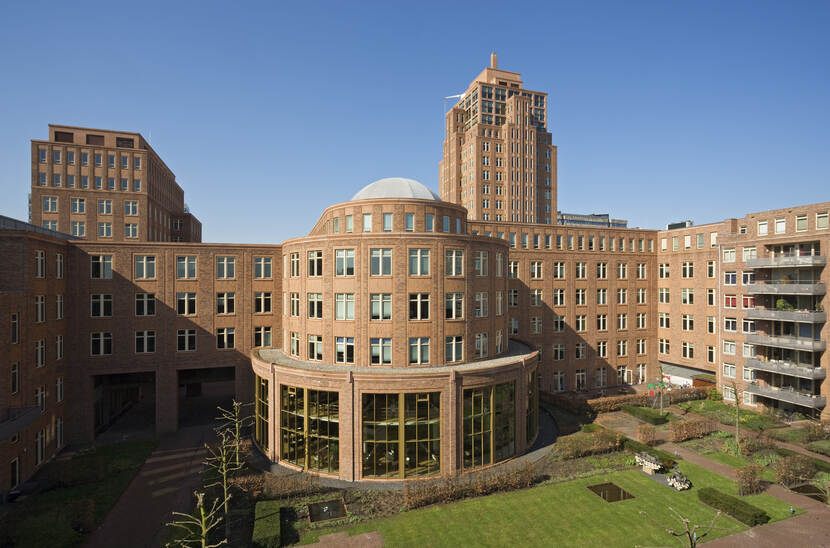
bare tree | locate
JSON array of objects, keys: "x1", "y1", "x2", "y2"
[
  {"x1": 730, "y1": 380, "x2": 741, "y2": 454},
  {"x1": 204, "y1": 429, "x2": 244, "y2": 538},
  {"x1": 165, "y1": 491, "x2": 228, "y2": 548},
  {"x1": 640, "y1": 507, "x2": 727, "y2": 548},
  {"x1": 215, "y1": 400, "x2": 251, "y2": 467}
]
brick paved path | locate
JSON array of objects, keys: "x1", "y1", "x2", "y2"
[{"x1": 85, "y1": 424, "x2": 214, "y2": 548}]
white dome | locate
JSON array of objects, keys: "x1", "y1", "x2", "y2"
[{"x1": 351, "y1": 178, "x2": 441, "y2": 201}]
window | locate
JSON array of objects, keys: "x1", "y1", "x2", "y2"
[
  {"x1": 38, "y1": 172, "x2": 46, "y2": 186},
  {"x1": 136, "y1": 293, "x2": 156, "y2": 316},
  {"x1": 289, "y1": 253, "x2": 299, "y2": 277},
  {"x1": 34, "y1": 250, "x2": 46, "y2": 278},
  {"x1": 659, "y1": 312, "x2": 670, "y2": 329},
  {"x1": 133, "y1": 179, "x2": 141, "y2": 192},
  {"x1": 98, "y1": 222, "x2": 112, "y2": 237},
  {"x1": 707, "y1": 288, "x2": 715, "y2": 306},
  {"x1": 370, "y1": 248, "x2": 392, "y2": 276},
  {"x1": 254, "y1": 292, "x2": 272, "y2": 313},
  {"x1": 707, "y1": 346, "x2": 716, "y2": 363},
  {"x1": 176, "y1": 256, "x2": 197, "y2": 279},
  {"x1": 307, "y1": 335, "x2": 323, "y2": 360},
  {"x1": 135, "y1": 331, "x2": 156, "y2": 353},
  {"x1": 445, "y1": 293, "x2": 464, "y2": 319},
  {"x1": 617, "y1": 288, "x2": 627, "y2": 305},
  {"x1": 796, "y1": 215, "x2": 807, "y2": 232},
  {"x1": 742, "y1": 246, "x2": 756, "y2": 262},
  {"x1": 743, "y1": 343, "x2": 756, "y2": 358},
  {"x1": 308, "y1": 250, "x2": 323, "y2": 276},
  {"x1": 742, "y1": 271, "x2": 755, "y2": 285},
  {"x1": 124, "y1": 223, "x2": 137, "y2": 238},
  {"x1": 409, "y1": 338, "x2": 430, "y2": 364},
  {"x1": 178, "y1": 330, "x2": 197, "y2": 352},
  {"x1": 597, "y1": 314, "x2": 607, "y2": 331},
  {"x1": 42, "y1": 196, "x2": 58, "y2": 213},
  {"x1": 35, "y1": 339, "x2": 45, "y2": 367},
  {"x1": 474, "y1": 333, "x2": 488, "y2": 358},
  {"x1": 723, "y1": 340, "x2": 736, "y2": 355},
  {"x1": 530, "y1": 289, "x2": 543, "y2": 306},
  {"x1": 94, "y1": 153, "x2": 102, "y2": 167},
  {"x1": 91, "y1": 332, "x2": 112, "y2": 355},
  {"x1": 446, "y1": 335, "x2": 463, "y2": 362},
  {"x1": 443, "y1": 216, "x2": 450, "y2": 233},
  {"x1": 659, "y1": 288, "x2": 669, "y2": 303},
  {"x1": 409, "y1": 293, "x2": 430, "y2": 320},
  {"x1": 331, "y1": 293, "x2": 354, "y2": 320},
  {"x1": 216, "y1": 256, "x2": 236, "y2": 278},
  {"x1": 723, "y1": 248, "x2": 736, "y2": 263},
  {"x1": 637, "y1": 288, "x2": 647, "y2": 304},
  {"x1": 575, "y1": 262, "x2": 586, "y2": 279},
  {"x1": 383, "y1": 213, "x2": 393, "y2": 232},
  {"x1": 362, "y1": 213, "x2": 372, "y2": 232},
  {"x1": 681, "y1": 288, "x2": 694, "y2": 305},
  {"x1": 216, "y1": 292, "x2": 236, "y2": 314},
  {"x1": 597, "y1": 262, "x2": 608, "y2": 279},
  {"x1": 474, "y1": 292, "x2": 489, "y2": 318},
  {"x1": 255, "y1": 257, "x2": 272, "y2": 278},
  {"x1": 335, "y1": 249, "x2": 355, "y2": 276},
  {"x1": 425, "y1": 213, "x2": 434, "y2": 232},
  {"x1": 658, "y1": 339, "x2": 670, "y2": 354},
  {"x1": 289, "y1": 293, "x2": 300, "y2": 316},
  {"x1": 408, "y1": 249, "x2": 430, "y2": 275},
  {"x1": 617, "y1": 340, "x2": 628, "y2": 357},
  {"x1": 370, "y1": 293, "x2": 392, "y2": 320},
  {"x1": 617, "y1": 263, "x2": 627, "y2": 279},
  {"x1": 217, "y1": 327, "x2": 235, "y2": 349},
  {"x1": 177, "y1": 292, "x2": 196, "y2": 315},
  {"x1": 552, "y1": 288, "x2": 565, "y2": 306},
  {"x1": 681, "y1": 342, "x2": 694, "y2": 359},
  {"x1": 742, "y1": 295, "x2": 755, "y2": 309},
  {"x1": 405, "y1": 213, "x2": 414, "y2": 231},
  {"x1": 446, "y1": 249, "x2": 464, "y2": 276},
  {"x1": 724, "y1": 317, "x2": 737, "y2": 332},
  {"x1": 775, "y1": 217, "x2": 786, "y2": 234},
  {"x1": 681, "y1": 262, "x2": 694, "y2": 278},
  {"x1": 11, "y1": 313, "x2": 19, "y2": 344},
  {"x1": 56, "y1": 294, "x2": 64, "y2": 319},
  {"x1": 253, "y1": 326, "x2": 272, "y2": 347},
  {"x1": 307, "y1": 293, "x2": 323, "y2": 318},
  {"x1": 724, "y1": 271, "x2": 737, "y2": 285},
  {"x1": 597, "y1": 288, "x2": 607, "y2": 305},
  {"x1": 508, "y1": 261, "x2": 519, "y2": 278},
  {"x1": 723, "y1": 363, "x2": 736, "y2": 378},
  {"x1": 289, "y1": 332, "x2": 300, "y2": 356},
  {"x1": 370, "y1": 338, "x2": 392, "y2": 364},
  {"x1": 742, "y1": 319, "x2": 755, "y2": 333},
  {"x1": 134, "y1": 255, "x2": 155, "y2": 279},
  {"x1": 637, "y1": 313, "x2": 647, "y2": 329},
  {"x1": 90, "y1": 294, "x2": 112, "y2": 317},
  {"x1": 708, "y1": 316, "x2": 716, "y2": 333},
  {"x1": 817, "y1": 212, "x2": 828, "y2": 230},
  {"x1": 617, "y1": 313, "x2": 627, "y2": 330},
  {"x1": 335, "y1": 336, "x2": 355, "y2": 363},
  {"x1": 53, "y1": 173, "x2": 61, "y2": 187},
  {"x1": 724, "y1": 295, "x2": 737, "y2": 308},
  {"x1": 33, "y1": 295, "x2": 45, "y2": 324},
  {"x1": 637, "y1": 263, "x2": 647, "y2": 279},
  {"x1": 474, "y1": 251, "x2": 488, "y2": 276},
  {"x1": 134, "y1": 156, "x2": 141, "y2": 170},
  {"x1": 94, "y1": 176, "x2": 102, "y2": 189},
  {"x1": 72, "y1": 221, "x2": 85, "y2": 237},
  {"x1": 637, "y1": 339, "x2": 647, "y2": 355}
]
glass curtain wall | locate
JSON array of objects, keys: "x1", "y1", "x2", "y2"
[
  {"x1": 254, "y1": 375, "x2": 269, "y2": 451},
  {"x1": 463, "y1": 381, "x2": 516, "y2": 469},
  {"x1": 526, "y1": 369, "x2": 539, "y2": 445},
  {"x1": 279, "y1": 385, "x2": 340, "y2": 473},
  {"x1": 362, "y1": 392, "x2": 441, "y2": 478}
]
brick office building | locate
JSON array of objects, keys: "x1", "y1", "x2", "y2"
[{"x1": 2, "y1": 57, "x2": 829, "y2": 492}]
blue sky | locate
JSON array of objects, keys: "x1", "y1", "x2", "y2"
[{"x1": 0, "y1": 1, "x2": 827, "y2": 243}]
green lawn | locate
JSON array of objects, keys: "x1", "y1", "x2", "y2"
[
  {"x1": 768, "y1": 427, "x2": 807, "y2": 444},
  {"x1": 298, "y1": 462, "x2": 799, "y2": 547},
  {"x1": 0, "y1": 440, "x2": 157, "y2": 547}
]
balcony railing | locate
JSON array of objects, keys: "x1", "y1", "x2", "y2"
[
  {"x1": 745, "y1": 308, "x2": 827, "y2": 323},
  {"x1": 746, "y1": 255, "x2": 826, "y2": 268},
  {"x1": 744, "y1": 382, "x2": 826, "y2": 409},
  {"x1": 746, "y1": 283, "x2": 826, "y2": 296},
  {"x1": 745, "y1": 357, "x2": 827, "y2": 380},
  {"x1": 745, "y1": 333, "x2": 826, "y2": 352}
]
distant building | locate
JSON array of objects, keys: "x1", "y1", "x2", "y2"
[{"x1": 558, "y1": 212, "x2": 628, "y2": 228}]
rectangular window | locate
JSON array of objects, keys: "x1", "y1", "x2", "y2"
[
  {"x1": 254, "y1": 326, "x2": 272, "y2": 347},
  {"x1": 135, "y1": 331, "x2": 156, "y2": 353},
  {"x1": 363, "y1": 213, "x2": 372, "y2": 232},
  {"x1": 775, "y1": 217, "x2": 786, "y2": 234},
  {"x1": 408, "y1": 248, "x2": 430, "y2": 275},
  {"x1": 176, "y1": 256, "x2": 197, "y2": 279},
  {"x1": 35, "y1": 250, "x2": 45, "y2": 278},
  {"x1": 370, "y1": 248, "x2": 392, "y2": 276},
  {"x1": 405, "y1": 213, "x2": 414, "y2": 231},
  {"x1": 335, "y1": 249, "x2": 355, "y2": 276},
  {"x1": 425, "y1": 213, "x2": 434, "y2": 232},
  {"x1": 254, "y1": 292, "x2": 272, "y2": 313},
  {"x1": 409, "y1": 337, "x2": 430, "y2": 364},
  {"x1": 289, "y1": 293, "x2": 300, "y2": 317},
  {"x1": 177, "y1": 329, "x2": 197, "y2": 351},
  {"x1": 474, "y1": 251, "x2": 488, "y2": 276},
  {"x1": 370, "y1": 338, "x2": 392, "y2": 364},
  {"x1": 474, "y1": 292, "x2": 489, "y2": 318},
  {"x1": 134, "y1": 255, "x2": 156, "y2": 279},
  {"x1": 409, "y1": 293, "x2": 430, "y2": 320},
  {"x1": 383, "y1": 213, "x2": 393, "y2": 232},
  {"x1": 335, "y1": 293, "x2": 355, "y2": 320},
  {"x1": 217, "y1": 327, "x2": 236, "y2": 349},
  {"x1": 216, "y1": 292, "x2": 235, "y2": 314},
  {"x1": 474, "y1": 333, "x2": 488, "y2": 358},
  {"x1": 370, "y1": 293, "x2": 392, "y2": 320},
  {"x1": 446, "y1": 293, "x2": 464, "y2": 319},
  {"x1": 723, "y1": 248, "x2": 735, "y2": 263},
  {"x1": 308, "y1": 251, "x2": 323, "y2": 276},
  {"x1": 90, "y1": 332, "x2": 113, "y2": 355},
  {"x1": 445, "y1": 249, "x2": 464, "y2": 276},
  {"x1": 136, "y1": 293, "x2": 156, "y2": 316},
  {"x1": 307, "y1": 334, "x2": 323, "y2": 360},
  {"x1": 255, "y1": 257, "x2": 272, "y2": 278},
  {"x1": 90, "y1": 294, "x2": 112, "y2": 317},
  {"x1": 335, "y1": 336, "x2": 355, "y2": 363},
  {"x1": 216, "y1": 256, "x2": 236, "y2": 278},
  {"x1": 817, "y1": 212, "x2": 828, "y2": 230},
  {"x1": 307, "y1": 293, "x2": 323, "y2": 319},
  {"x1": 97, "y1": 222, "x2": 112, "y2": 237},
  {"x1": 446, "y1": 335, "x2": 463, "y2": 362}
]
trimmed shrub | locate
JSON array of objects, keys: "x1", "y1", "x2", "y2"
[
  {"x1": 698, "y1": 487, "x2": 770, "y2": 526},
  {"x1": 774, "y1": 454, "x2": 816, "y2": 487},
  {"x1": 735, "y1": 464, "x2": 763, "y2": 495},
  {"x1": 252, "y1": 501, "x2": 281, "y2": 548},
  {"x1": 803, "y1": 422, "x2": 830, "y2": 443},
  {"x1": 622, "y1": 405, "x2": 669, "y2": 425},
  {"x1": 622, "y1": 438, "x2": 677, "y2": 469},
  {"x1": 403, "y1": 464, "x2": 539, "y2": 510},
  {"x1": 553, "y1": 429, "x2": 622, "y2": 460},
  {"x1": 669, "y1": 419, "x2": 716, "y2": 442},
  {"x1": 583, "y1": 387, "x2": 710, "y2": 414},
  {"x1": 637, "y1": 424, "x2": 657, "y2": 446},
  {"x1": 806, "y1": 440, "x2": 830, "y2": 458}
]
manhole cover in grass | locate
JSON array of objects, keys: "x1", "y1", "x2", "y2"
[
  {"x1": 587, "y1": 482, "x2": 635, "y2": 502},
  {"x1": 308, "y1": 499, "x2": 347, "y2": 523}
]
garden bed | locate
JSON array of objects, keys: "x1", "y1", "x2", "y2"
[{"x1": 676, "y1": 399, "x2": 783, "y2": 431}]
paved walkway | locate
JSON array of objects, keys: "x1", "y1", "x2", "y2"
[{"x1": 85, "y1": 424, "x2": 215, "y2": 548}]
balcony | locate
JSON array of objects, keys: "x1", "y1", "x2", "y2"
[
  {"x1": 746, "y1": 255, "x2": 826, "y2": 269},
  {"x1": 744, "y1": 382, "x2": 826, "y2": 409},
  {"x1": 745, "y1": 358, "x2": 827, "y2": 380},
  {"x1": 745, "y1": 333, "x2": 826, "y2": 352},
  {"x1": 746, "y1": 283, "x2": 826, "y2": 296},
  {"x1": 745, "y1": 308, "x2": 827, "y2": 323}
]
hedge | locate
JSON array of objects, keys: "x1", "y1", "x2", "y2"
[
  {"x1": 622, "y1": 438, "x2": 677, "y2": 469},
  {"x1": 252, "y1": 501, "x2": 281, "y2": 548},
  {"x1": 669, "y1": 418, "x2": 716, "y2": 442},
  {"x1": 543, "y1": 387, "x2": 710, "y2": 416},
  {"x1": 697, "y1": 487, "x2": 770, "y2": 526},
  {"x1": 775, "y1": 447, "x2": 830, "y2": 474},
  {"x1": 553, "y1": 429, "x2": 622, "y2": 460},
  {"x1": 621, "y1": 405, "x2": 669, "y2": 425}
]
